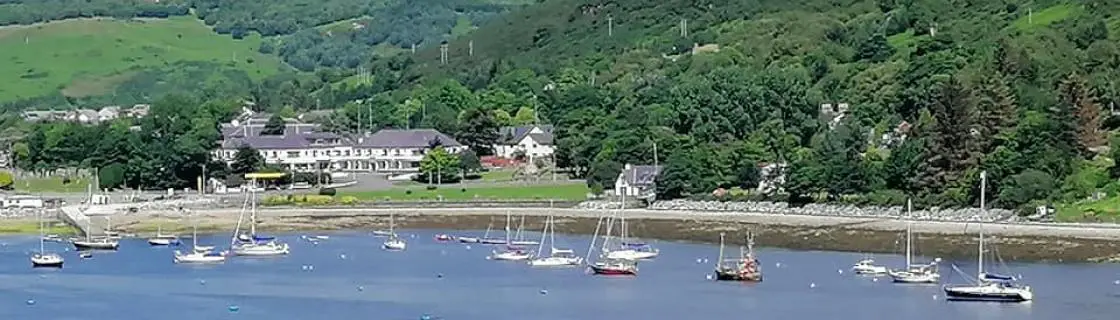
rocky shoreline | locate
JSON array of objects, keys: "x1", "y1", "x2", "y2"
[
  {"x1": 89, "y1": 207, "x2": 1120, "y2": 263},
  {"x1": 578, "y1": 200, "x2": 1019, "y2": 222}
]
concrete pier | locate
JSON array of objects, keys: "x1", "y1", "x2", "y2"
[{"x1": 59, "y1": 206, "x2": 105, "y2": 237}]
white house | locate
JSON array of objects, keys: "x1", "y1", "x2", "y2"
[
  {"x1": 0, "y1": 195, "x2": 44, "y2": 208},
  {"x1": 493, "y1": 125, "x2": 554, "y2": 160},
  {"x1": 213, "y1": 117, "x2": 464, "y2": 173},
  {"x1": 614, "y1": 164, "x2": 663, "y2": 199}
]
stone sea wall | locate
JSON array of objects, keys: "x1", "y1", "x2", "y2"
[{"x1": 576, "y1": 199, "x2": 1017, "y2": 222}]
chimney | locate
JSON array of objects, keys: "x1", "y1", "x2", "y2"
[{"x1": 624, "y1": 163, "x2": 632, "y2": 170}]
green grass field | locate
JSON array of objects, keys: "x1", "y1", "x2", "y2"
[
  {"x1": 1055, "y1": 196, "x2": 1120, "y2": 223},
  {"x1": 0, "y1": 221, "x2": 78, "y2": 235},
  {"x1": 0, "y1": 16, "x2": 288, "y2": 102},
  {"x1": 341, "y1": 183, "x2": 590, "y2": 202},
  {"x1": 1011, "y1": 4, "x2": 1076, "y2": 31}
]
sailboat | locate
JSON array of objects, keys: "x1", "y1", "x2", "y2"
[
  {"x1": 509, "y1": 214, "x2": 539, "y2": 246},
  {"x1": 175, "y1": 212, "x2": 227, "y2": 264},
  {"x1": 72, "y1": 216, "x2": 119, "y2": 251},
  {"x1": 529, "y1": 213, "x2": 582, "y2": 267},
  {"x1": 586, "y1": 210, "x2": 638, "y2": 276},
  {"x1": 382, "y1": 211, "x2": 406, "y2": 251},
  {"x1": 230, "y1": 189, "x2": 289, "y2": 256},
  {"x1": 147, "y1": 224, "x2": 181, "y2": 246},
  {"x1": 713, "y1": 232, "x2": 762, "y2": 281},
  {"x1": 604, "y1": 194, "x2": 658, "y2": 260},
  {"x1": 480, "y1": 216, "x2": 509, "y2": 245},
  {"x1": 887, "y1": 198, "x2": 942, "y2": 283},
  {"x1": 456, "y1": 222, "x2": 488, "y2": 243},
  {"x1": 490, "y1": 211, "x2": 532, "y2": 260},
  {"x1": 943, "y1": 171, "x2": 1033, "y2": 302},
  {"x1": 31, "y1": 208, "x2": 64, "y2": 268}
]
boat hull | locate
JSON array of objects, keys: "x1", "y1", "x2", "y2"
[
  {"x1": 888, "y1": 270, "x2": 940, "y2": 284},
  {"x1": 714, "y1": 270, "x2": 762, "y2": 282},
  {"x1": 509, "y1": 240, "x2": 539, "y2": 246},
  {"x1": 606, "y1": 249, "x2": 658, "y2": 260},
  {"x1": 457, "y1": 237, "x2": 480, "y2": 243},
  {"x1": 174, "y1": 251, "x2": 227, "y2": 264},
  {"x1": 589, "y1": 264, "x2": 637, "y2": 276},
  {"x1": 232, "y1": 243, "x2": 289, "y2": 256},
  {"x1": 72, "y1": 240, "x2": 119, "y2": 251},
  {"x1": 480, "y1": 238, "x2": 507, "y2": 245},
  {"x1": 943, "y1": 286, "x2": 1032, "y2": 302},
  {"x1": 491, "y1": 251, "x2": 531, "y2": 261},
  {"x1": 147, "y1": 238, "x2": 180, "y2": 246},
  {"x1": 852, "y1": 265, "x2": 888, "y2": 275},
  {"x1": 31, "y1": 255, "x2": 64, "y2": 268},
  {"x1": 528, "y1": 257, "x2": 583, "y2": 267},
  {"x1": 383, "y1": 240, "x2": 407, "y2": 251}
]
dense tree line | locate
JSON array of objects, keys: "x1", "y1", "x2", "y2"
[
  {"x1": 0, "y1": 0, "x2": 189, "y2": 26},
  {"x1": 349, "y1": 0, "x2": 1120, "y2": 212}
]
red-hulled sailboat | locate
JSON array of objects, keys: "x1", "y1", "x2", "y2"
[
  {"x1": 434, "y1": 234, "x2": 454, "y2": 242},
  {"x1": 589, "y1": 257, "x2": 637, "y2": 275}
]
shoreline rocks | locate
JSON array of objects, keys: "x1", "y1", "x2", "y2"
[{"x1": 577, "y1": 200, "x2": 1017, "y2": 223}]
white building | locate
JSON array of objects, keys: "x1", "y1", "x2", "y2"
[
  {"x1": 213, "y1": 116, "x2": 465, "y2": 173},
  {"x1": 0, "y1": 195, "x2": 44, "y2": 208},
  {"x1": 493, "y1": 125, "x2": 554, "y2": 159},
  {"x1": 614, "y1": 164, "x2": 663, "y2": 199}
]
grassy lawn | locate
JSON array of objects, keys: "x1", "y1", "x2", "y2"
[
  {"x1": 0, "y1": 221, "x2": 78, "y2": 235},
  {"x1": 0, "y1": 16, "x2": 287, "y2": 102},
  {"x1": 11, "y1": 176, "x2": 91, "y2": 193},
  {"x1": 1011, "y1": 4, "x2": 1076, "y2": 31},
  {"x1": 1055, "y1": 196, "x2": 1120, "y2": 223},
  {"x1": 340, "y1": 184, "x2": 590, "y2": 202}
]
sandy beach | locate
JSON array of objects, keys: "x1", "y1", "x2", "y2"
[{"x1": 66, "y1": 207, "x2": 1120, "y2": 263}]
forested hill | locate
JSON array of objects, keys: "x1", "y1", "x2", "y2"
[{"x1": 372, "y1": 0, "x2": 1120, "y2": 213}]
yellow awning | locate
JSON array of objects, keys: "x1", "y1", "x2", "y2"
[{"x1": 244, "y1": 172, "x2": 287, "y2": 179}]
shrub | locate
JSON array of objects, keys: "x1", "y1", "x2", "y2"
[
  {"x1": 0, "y1": 171, "x2": 12, "y2": 190},
  {"x1": 460, "y1": 188, "x2": 467, "y2": 192},
  {"x1": 339, "y1": 196, "x2": 359, "y2": 205},
  {"x1": 302, "y1": 195, "x2": 333, "y2": 206},
  {"x1": 262, "y1": 195, "x2": 293, "y2": 206},
  {"x1": 318, "y1": 188, "x2": 336, "y2": 196},
  {"x1": 405, "y1": 189, "x2": 412, "y2": 195},
  {"x1": 425, "y1": 185, "x2": 438, "y2": 190}
]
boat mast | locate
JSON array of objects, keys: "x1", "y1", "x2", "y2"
[
  {"x1": 249, "y1": 185, "x2": 257, "y2": 236},
  {"x1": 906, "y1": 198, "x2": 912, "y2": 267},
  {"x1": 38, "y1": 208, "x2": 44, "y2": 254},
  {"x1": 619, "y1": 192, "x2": 627, "y2": 243},
  {"x1": 717, "y1": 232, "x2": 725, "y2": 269},
  {"x1": 504, "y1": 210, "x2": 512, "y2": 244},
  {"x1": 536, "y1": 215, "x2": 548, "y2": 255},
  {"x1": 978, "y1": 171, "x2": 986, "y2": 282}
]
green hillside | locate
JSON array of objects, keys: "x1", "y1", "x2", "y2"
[
  {"x1": 0, "y1": 16, "x2": 287, "y2": 103},
  {"x1": 343, "y1": 0, "x2": 1120, "y2": 217}
]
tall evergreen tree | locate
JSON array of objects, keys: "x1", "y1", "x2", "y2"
[
  {"x1": 1056, "y1": 73, "x2": 1104, "y2": 155},
  {"x1": 972, "y1": 72, "x2": 1018, "y2": 153},
  {"x1": 919, "y1": 76, "x2": 977, "y2": 195}
]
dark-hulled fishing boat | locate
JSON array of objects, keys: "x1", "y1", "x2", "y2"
[{"x1": 713, "y1": 232, "x2": 762, "y2": 282}]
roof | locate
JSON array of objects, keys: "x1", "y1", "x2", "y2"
[
  {"x1": 357, "y1": 129, "x2": 462, "y2": 148},
  {"x1": 221, "y1": 132, "x2": 349, "y2": 150},
  {"x1": 221, "y1": 123, "x2": 320, "y2": 138},
  {"x1": 500, "y1": 125, "x2": 554, "y2": 145},
  {"x1": 620, "y1": 165, "x2": 663, "y2": 186}
]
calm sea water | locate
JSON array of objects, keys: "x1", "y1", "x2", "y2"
[{"x1": 0, "y1": 230, "x2": 1118, "y2": 320}]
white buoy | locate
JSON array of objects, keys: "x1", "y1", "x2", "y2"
[
  {"x1": 932, "y1": 294, "x2": 938, "y2": 300},
  {"x1": 465, "y1": 245, "x2": 471, "y2": 250},
  {"x1": 539, "y1": 289, "x2": 548, "y2": 295},
  {"x1": 775, "y1": 262, "x2": 782, "y2": 268},
  {"x1": 228, "y1": 305, "x2": 240, "y2": 312},
  {"x1": 26, "y1": 299, "x2": 35, "y2": 305},
  {"x1": 706, "y1": 274, "x2": 714, "y2": 280},
  {"x1": 872, "y1": 278, "x2": 879, "y2": 282},
  {"x1": 339, "y1": 254, "x2": 347, "y2": 259},
  {"x1": 838, "y1": 269, "x2": 843, "y2": 275},
  {"x1": 485, "y1": 256, "x2": 491, "y2": 260},
  {"x1": 410, "y1": 234, "x2": 416, "y2": 238},
  {"x1": 357, "y1": 286, "x2": 364, "y2": 291},
  {"x1": 809, "y1": 283, "x2": 816, "y2": 288},
  {"x1": 308, "y1": 265, "x2": 314, "y2": 271},
  {"x1": 696, "y1": 258, "x2": 703, "y2": 264},
  {"x1": 1114, "y1": 280, "x2": 1119, "y2": 285},
  {"x1": 199, "y1": 279, "x2": 206, "y2": 285},
  {"x1": 437, "y1": 273, "x2": 444, "y2": 278}
]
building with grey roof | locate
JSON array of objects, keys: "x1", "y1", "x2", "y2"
[
  {"x1": 493, "y1": 125, "x2": 554, "y2": 160},
  {"x1": 213, "y1": 119, "x2": 465, "y2": 173},
  {"x1": 614, "y1": 163, "x2": 663, "y2": 199}
]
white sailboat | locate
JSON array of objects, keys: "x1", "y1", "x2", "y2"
[
  {"x1": 888, "y1": 198, "x2": 941, "y2": 283},
  {"x1": 509, "y1": 214, "x2": 540, "y2": 246},
  {"x1": 230, "y1": 189, "x2": 289, "y2": 256},
  {"x1": 72, "y1": 216, "x2": 119, "y2": 251},
  {"x1": 604, "y1": 194, "x2": 658, "y2": 260},
  {"x1": 31, "y1": 208, "x2": 64, "y2": 268},
  {"x1": 491, "y1": 211, "x2": 532, "y2": 261},
  {"x1": 147, "y1": 224, "x2": 181, "y2": 246},
  {"x1": 529, "y1": 212, "x2": 582, "y2": 267},
  {"x1": 382, "y1": 210, "x2": 406, "y2": 251},
  {"x1": 586, "y1": 209, "x2": 638, "y2": 276},
  {"x1": 944, "y1": 171, "x2": 1033, "y2": 302},
  {"x1": 175, "y1": 213, "x2": 226, "y2": 264}
]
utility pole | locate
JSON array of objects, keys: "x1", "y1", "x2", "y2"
[
  {"x1": 607, "y1": 15, "x2": 613, "y2": 37},
  {"x1": 468, "y1": 40, "x2": 474, "y2": 57},
  {"x1": 680, "y1": 18, "x2": 687, "y2": 37},
  {"x1": 440, "y1": 42, "x2": 449, "y2": 65},
  {"x1": 652, "y1": 140, "x2": 658, "y2": 168}
]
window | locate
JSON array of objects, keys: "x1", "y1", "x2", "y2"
[
  {"x1": 271, "y1": 151, "x2": 278, "y2": 158},
  {"x1": 287, "y1": 151, "x2": 299, "y2": 158},
  {"x1": 345, "y1": 150, "x2": 351, "y2": 156}
]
